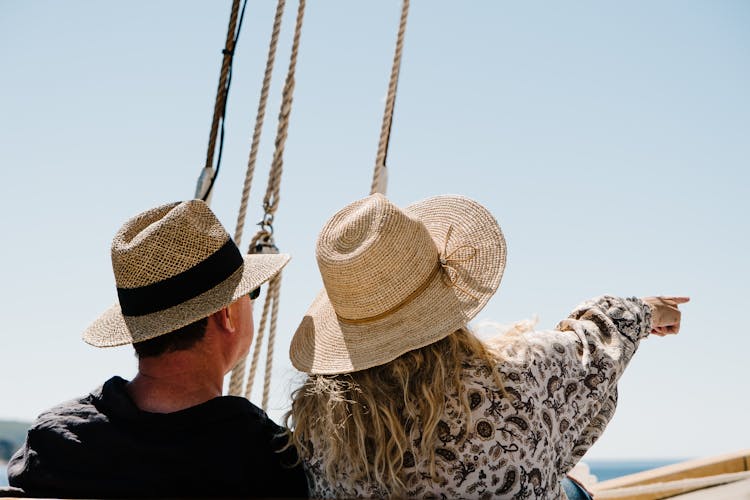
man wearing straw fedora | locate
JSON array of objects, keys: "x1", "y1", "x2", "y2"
[{"x1": 7, "y1": 200, "x2": 308, "y2": 498}]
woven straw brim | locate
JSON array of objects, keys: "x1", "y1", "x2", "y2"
[
  {"x1": 83, "y1": 253, "x2": 290, "y2": 347},
  {"x1": 290, "y1": 195, "x2": 506, "y2": 374}
]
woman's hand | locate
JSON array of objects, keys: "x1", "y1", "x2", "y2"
[{"x1": 641, "y1": 296, "x2": 690, "y2": 336}]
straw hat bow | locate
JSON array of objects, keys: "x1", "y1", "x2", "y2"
[{"x1": 290, "y1": 193, "x2": 506, "y2": 374}]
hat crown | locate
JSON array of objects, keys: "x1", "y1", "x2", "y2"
[
  {"x1": 316, "y1": 194, "x2": 438, "y2": 320},
  {"x1": 112, "y1": 200, "x2": 230, "y2": 289}
]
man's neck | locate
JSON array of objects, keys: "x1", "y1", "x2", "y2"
[{"x1": 126, "y1": 351, "x2": 225, "y2": 413}]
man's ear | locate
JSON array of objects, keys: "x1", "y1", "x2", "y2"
[{"x1": 211, "y1": 306, "x2": 236, "y2": 333}]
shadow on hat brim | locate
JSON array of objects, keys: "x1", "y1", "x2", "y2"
[
  {"x1": 290, "y1": 194, "x2": 506, "y2": 374},
  {"x1": 83, "y1": 253, "x2": 290, "y2": 347}
]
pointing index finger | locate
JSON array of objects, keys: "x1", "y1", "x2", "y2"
[{"x1": 662, "y1": 296, "x2": 690, "y2": 304}]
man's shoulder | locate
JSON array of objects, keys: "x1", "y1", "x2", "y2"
[
  {"x1": 208, "y1": 396, "x2": 285, "y2": 436},
  {"x1": 29, "y1": 381, "x2": 109, "y2": 433},
  {"x1": 217, "y1": 395, "x2": 269, "y2": 419}
]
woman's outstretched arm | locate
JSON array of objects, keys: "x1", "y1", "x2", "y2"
[{"x1": 548, "y1": 295, "x2": 687, "y2": 473}]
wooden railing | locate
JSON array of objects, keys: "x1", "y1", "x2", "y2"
[{"x1": 591, "y1": 449, "x2": 750, "y2": 499}]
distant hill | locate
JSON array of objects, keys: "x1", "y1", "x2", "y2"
[{"x1": 0, "y1": 420, "x2": 30, "y2": 463}]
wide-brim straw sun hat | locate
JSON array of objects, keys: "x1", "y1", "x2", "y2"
[
  {"x1": 83, "y1": 199, "x2": 290, "y2": 347},
  {"x1": 290, "y1": 193, "x2": 506, "y2": 374}
]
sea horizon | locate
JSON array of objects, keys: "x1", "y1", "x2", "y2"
[
  {"x1": 583, "y1": 457, "x2": 685, "y2": 482},
  {"x1": 1, "y1": 459, "x2": 686, "y2": 488}
]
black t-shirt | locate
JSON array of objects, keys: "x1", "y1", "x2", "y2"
[{"x1": 8, "y1": 376, "x2": 309, "y2": 498}]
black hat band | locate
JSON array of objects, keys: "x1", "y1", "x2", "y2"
[{"x1": 117, "y1": 238, "x2": 243, "y2": 316}]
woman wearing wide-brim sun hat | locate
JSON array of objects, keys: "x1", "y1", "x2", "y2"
[{"x1": 286, "y1": 193, "x2": 688, "y2": 499}]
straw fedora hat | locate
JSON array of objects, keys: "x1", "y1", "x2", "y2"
[
  {"x1": 290, "y1": 193, "x2": 506, "y2": 374},
  {"x1": 83, "y1": 200, "x2": 290, "y2": 347}
]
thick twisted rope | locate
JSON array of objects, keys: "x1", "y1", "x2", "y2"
[
  {"x1": 197, "y1": 0, "x2": 242, "y2": 202},
  {"x1": 243, "y1": 273, "x2": 280, "y2": 399},
  {"x1": 227, "y1": 359, "x2": 246, "y2": 397},
  {"x1": 232, "y1": 0, "x2": 287, "y2": 247},
  {"x1": 229, "y1": 0, "x2": 306, "y2": 404},
  {"x1": 370, "y1": 0, "x2": 410, "y2": 196},
  {"x1": 261, "y1": 273, "x2": 282, "y2": 408},
  {"x1": 226, "y1": 0, "x2": 286, "y2": 398},
  {"x1": 262, "y1": 0, "x2": 306, "y2": 217}
]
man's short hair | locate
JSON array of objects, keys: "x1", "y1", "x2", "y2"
[{"x1": 133, "y1": 317, "x2": 208, "y2": 358}]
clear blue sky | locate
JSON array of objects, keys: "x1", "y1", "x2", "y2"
[{"x1": 1, "y1": 1, "x2": 748, "y2": 461}]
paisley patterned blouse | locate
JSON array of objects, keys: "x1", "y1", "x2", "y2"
[{"x1": 304, "y1": 296, "x2": 653, "y2": 499}]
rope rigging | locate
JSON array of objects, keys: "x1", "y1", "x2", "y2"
[
  {"x1": 232, "y1": 0, "x2": 288, "y2": 248},
  {"x1": 370, "y1": 0, "x2": 410, "y2": 196},
  {"x1": 197, "y1": 0, "x2": 406, "y2": 409},
  {"x1": 225, "y1": 0, "x2": 307, "y2": 407},
  {"x1": 195, "y1": 0, "x2": 249, "y2": 203}
]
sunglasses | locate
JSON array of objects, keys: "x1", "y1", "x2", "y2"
[{"x1": 248, "y1": 287, "x2": 261, "y2": 301}]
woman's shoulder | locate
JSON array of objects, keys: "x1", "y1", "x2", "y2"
[{"x1": 478, "y1": 324, "x2": 580, "y2": 366}]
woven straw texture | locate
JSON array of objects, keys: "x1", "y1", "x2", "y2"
[
  {"x1": 83, "y1": 200, "x2": 289, "y2": 347},
  {"x1": 290, "y1": 194, "x2": 506, "y2": 374}
]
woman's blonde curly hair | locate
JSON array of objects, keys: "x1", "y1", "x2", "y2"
[{"x1": 285, "y1": 327, "x2": 506, "y2": 496}]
